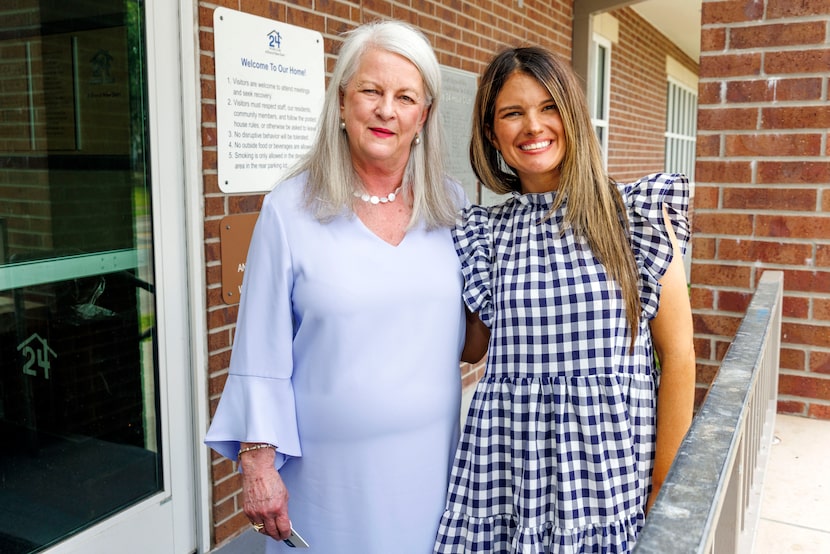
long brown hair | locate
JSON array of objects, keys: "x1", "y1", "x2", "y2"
[{"x1": 471, "y1": 46, "x2": 641, "y2": 347}]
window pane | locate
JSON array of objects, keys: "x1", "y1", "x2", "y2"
[{"x1": 0, "y1": 2, "x2": 162, "y2": 551}]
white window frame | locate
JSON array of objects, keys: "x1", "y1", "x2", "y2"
[
  {"x1": 589, "y1": 34, "x2": 611, "y2": 168},
  {"x1": 664, "y1": 77, "x2": 698, "y2": 182}
]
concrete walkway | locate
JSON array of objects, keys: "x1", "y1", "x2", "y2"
[
  {"x1": 212, "y1": 413, "x2": 830, "y2": 553},
  {"x1": 754, "y1": 414, "x2": 830, "y2": 553}
]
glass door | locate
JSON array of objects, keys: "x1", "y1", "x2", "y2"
[{"x1": 0, "y1": 1, "x2": 190, "y2": 552}]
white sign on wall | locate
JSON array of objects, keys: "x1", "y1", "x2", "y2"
[
  {"x1": 438, "y1": 66, "x2": 509, "y2": 207},
  {"x1": 213, "y1": 8, "x2": 325, "y2": 193},
  {"x1": 439, "y1": 66, "x2": 478, "y2": 203}
]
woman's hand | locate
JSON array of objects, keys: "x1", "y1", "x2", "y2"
[{"x1": 239, "y1": 445, "x2": 292, "y2": 541}]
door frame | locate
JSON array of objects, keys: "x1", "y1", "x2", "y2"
[{"x1": 42, "y1": 0, "x2": 207, "y2": 552}]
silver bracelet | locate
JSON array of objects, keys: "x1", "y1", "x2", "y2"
[{"x1": 237, "y1": 443, "x2": 277, "y2": 459}]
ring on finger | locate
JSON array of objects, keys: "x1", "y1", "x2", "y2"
[{"x1": 252, "y1": 522, "x2": 265, "y2": 532}]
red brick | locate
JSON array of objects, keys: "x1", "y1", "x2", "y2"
[
  {"x1": 698, "y1": 81, "x2": 723, "y2": 105},
  {"x1": 203, "y1": 149, "x2": 217, "y2": 171},
  {"x1": 715, "y1": 339, "x2": 732, "y2": 361},
  {"x1": 762, "y1": 105, "x2": 830, "y2": 130},
  {"x1": 694, "y1": 263, "x2": 755, "y2": 289},
  {"x1": 725, "y1": 79, "x2": 773, "y2": 103},
  {"x1": 818, "y1": 245, "x2": 830, "y2": 267},
  {"x1": 694, "y1": 385, "x2": 710, "y2": 409},
  {"x1": 692, "y1": 312, "x2": 744, "y2": 336},
  {"x1": 699, "y1": 52, "x2": 761, "y2": 78},
  {"x1": 717, "y1": 289, "x2": 753, "y2": 312},
  {"x1": 757, "y1": 161, "x2": 830, "y2": 184},
  {"x1": 690, "y1": 283, "x2": 715, "y2": 310},
  {"x1": 199, "y1": 50, "x2": 215, "y2": 76},
  {"x1": 208, "y1": 328, "x2": 232, "y2": 352},
  {"x1": 202, "y1": 126, "x2": 217, "y2": 148},
  {"x1": 700, "y1": 27, "x2": 727, "y2": 52},
  {"x1": 696, "y1": 134, "x2": 721, "y2": 157},
  {"x1": 215, "y1": 511, "x2": 249, "y2": 544},
  {"x1": 730, "y1": 22, "x2": 826, "y2": 49},
  {"x1": 316, "y1": 0, "x2": 353, "y2": 21},
  {"x1": 718, "y1": 239, "x2": 813, "y2": 265},
  {"x1": 692, "y1": 237, "x2": 717, "y2": 260},
  {"x1": 696, "y1": 160, "x2": 753, "y2": 183},
  {"x1": 723, "y1": 187, "x2": 817, "y2": 211},
  {"x1": 227, "y1": 194, "x2": 264, "y2": 213},
  {"x1": 286, "y1": 6, "x2": 326, "y2": 30},
  {"x1": 725, "y1": 133, "x2": 822, "y2": 158},
  {"x1": 695, "y1": 362, "x2": 720, "y2": 386},
  {"x1": 701, "y1": 0, "x2": 765, "y2": 24},
  {"x1": 213, "y1": 471, "x2": 243, "y2": 503},
  {"x1": 757, "y1": 215, "x2": 830, "y2": 240},
  {"x1": 693, "y1": 212, "x2": 754, "y2": 236},
  {"x1": 767, "y1": 0, "x2": 830, "y2": 19},
  {"x1": 814, "y1": 298, "x2": 830, "y2": 322},
  {"x1": 698, "y1": 107, "x2": 758, "y2": 131},
  {"x1": 775, "y1": 78, "x2": 824, "y2": 101},
  {"x1": 692, "y1": 186, "x2": 720, "y2": 210},
  {"x1": 807, "y1": 404, "x2": 830, "y2": 420},
  {"x1": 777, "y1": 400, "x2": 806, "y2": 415},
  {"x1": 211, "y1": 457, "x2": 235, "y2": 482},
  {"x1": 783, "y1": 321, "x2": 830, "y2": 348},
  {"x1": 782, "y1": 296, "x2": 809, "y2": 319},
  {"x1": 778, "y1": 373, "x2": 830, "y2": 400},
  {"x1": 693, "y1": 336, "x2": 712, "y2": 359},
  {"x1": 766, "y1": 49, "x2": 830, "y2": 75},
  {"x1": 811, "y1": 350, "x2": 830, "y2": 375},
  {"x1": 780, "y1": 347, "x2": 806, "y2": 371},
  {"x1": 784, "y1": 269, "x2": 830, "y2": 294},
  {"x1": 205, "y1": 196, "x2": 225, "y2": 217},
  {"x1": 213, "y1": 496, "x2": 238, "y2": 526}
]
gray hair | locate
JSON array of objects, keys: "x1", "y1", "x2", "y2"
[{"x1": 290, "y1": 20, "x2": 457, "y2": 229}]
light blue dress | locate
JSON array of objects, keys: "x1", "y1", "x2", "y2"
[{"x1": 205, "y1": 173, "x2": 466, "y2": 553}]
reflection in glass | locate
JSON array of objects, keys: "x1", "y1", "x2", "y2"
[{"x1": 0, "y1": 1, "x2": 161, "y2": 552}]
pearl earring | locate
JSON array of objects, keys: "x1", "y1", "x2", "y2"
[
  {"x1": 413, "y1": 133, "x2": 421, "y2": 146},
  {"x1": 340, "y1": 120, "x2": 346, "y2": 131}
]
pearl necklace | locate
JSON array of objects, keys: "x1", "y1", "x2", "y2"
[{"x1": 353, "y1": 186, "x2": 402, "y2": 205}]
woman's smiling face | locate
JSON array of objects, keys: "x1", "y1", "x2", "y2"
[
  {"x1": 488, "y1": 71, "x2": 566, "y2": 193},
  {"x1": 340, "y1": 48, "x2": 429, "y2": 177}
]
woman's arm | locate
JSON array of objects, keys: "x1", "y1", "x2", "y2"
[
  {"x1": 646, "y1": 207, "x2": 696, "y2": 512},
  {"x1": 461, "y1": 308, "x2": 490, "y2": 363}
]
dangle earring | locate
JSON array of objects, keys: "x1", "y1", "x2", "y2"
[
  {"x1": 413, "y1": 133, "x2": 421, "y2": 146},
  {"x1": 340, "y1": 119, "x2": 346, "y2": 131}
]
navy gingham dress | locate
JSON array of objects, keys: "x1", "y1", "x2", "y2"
[{"x1": 434, "y1": 173, "x2": 690, "y2": 553}]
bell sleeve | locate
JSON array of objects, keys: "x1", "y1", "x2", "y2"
[
  {"x1": 451, "y1": 204, "x2": 495, "y2": 328},
  {"x1": 622, "y1": 172, "x2": 690, "y2": 321},
  {"x1": 204, "y1": 191, "x2": 300, "y2": 469}
]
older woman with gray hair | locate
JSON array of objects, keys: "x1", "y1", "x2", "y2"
[{"x1": 205, "y1": 19, "x2": 471, "y2": 553}]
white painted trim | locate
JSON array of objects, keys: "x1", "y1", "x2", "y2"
[
  {"x1": 591, "y1": 11, "x2": 619, "y2": 43},
  {"x1": 666, "y1": 56, "x2": 698, "y2": 92},
  {"x1": 144, "y1": 0, "x2": 200, "y2": 551},
  {"x1": 177, "y1": 0, "x2": 213, "y2": 551}
]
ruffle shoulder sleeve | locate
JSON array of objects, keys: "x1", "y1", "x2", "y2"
[
  {"x1": 204, "y1": 182, "x2": 302, "y2": 469},
  {"x1": 451, "y1": 204, "x2": 494, "y2": 328},
  {"x1": 621, "y1": 172, "x2": 690, "y2": 320}
]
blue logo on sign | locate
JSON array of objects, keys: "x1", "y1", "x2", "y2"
[{"x1": 267, "y1": 30, "x2": 282, "y2": 50}]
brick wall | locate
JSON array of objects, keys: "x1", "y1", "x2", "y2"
[{"x1": 694, "y1": 0, "x2": 830, "y2": 416}]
